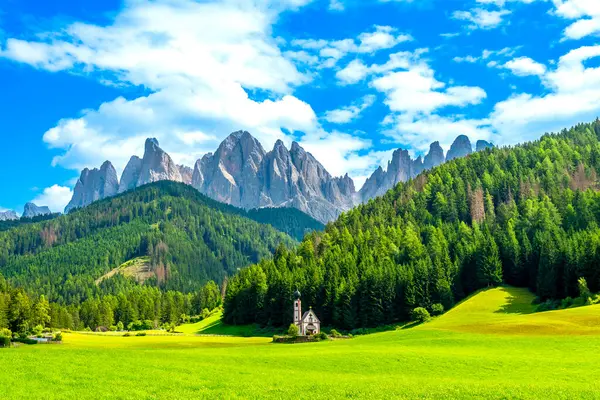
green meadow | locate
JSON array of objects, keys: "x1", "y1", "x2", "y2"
[{"x1": 2, "y1": 287, "x2": 600, "y2": 399}]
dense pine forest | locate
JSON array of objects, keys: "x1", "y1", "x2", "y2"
[
  {"x1": 224, "y1": 120, "x2": 600, "y2": 329},
  {"x1": 0, "y1": 182, "x2": 325, "y2": 305}
]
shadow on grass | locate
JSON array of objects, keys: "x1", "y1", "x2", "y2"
[
  {"x1": 401, "y1": 321, "x2": 423, "y2": 330},
  {"x1": 196, "y1": 320, "x2": 281, "y2": 338},
  {"x1": 494, "y1": 287, "x2": 536, "y2": 315}
]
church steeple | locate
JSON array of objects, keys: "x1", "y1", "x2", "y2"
[{"x1": 293, "y1": 290, "x2": 302, "y2": 333}]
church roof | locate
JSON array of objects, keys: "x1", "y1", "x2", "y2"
[{"x1": 301, "y1": 309, "x2": 320, "y2": 323}]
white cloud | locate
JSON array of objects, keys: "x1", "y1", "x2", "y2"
[
  {"x1": 552, "y1": 0, "x2": 600, "y2": 40},
  {"x1": 491, "y1": 44, "x2": 600, "y2": 144},
  {"x1": 292, "y1": 25, "x2": 412, "y2": 69},
  {"x1": 31, "y1": 185, "x2": 74, "y2": 213},
  {"x1": 323, "y1": 95, "x2": 376, "y2": 124},
  {"x1": 453, "y1": 8, "x2": 511, "y2": 30},
  {"x1": 329, "y1": 0, "x2": 345, "y2": 11},
  {"x1": 1, "y1": 0, "x2": 322, "y2": 175},
  {"x1": 504, "y1": 56, "x2": 547, "y2": 76}
]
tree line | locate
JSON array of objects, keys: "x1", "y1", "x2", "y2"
[
  {"x1": 224, "y1": 120, "x2": 600, "y2": 330},
  {"x1": 0, "y1": 272, "x2": 222, "y2": 334}
]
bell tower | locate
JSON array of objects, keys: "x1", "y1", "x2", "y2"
[{"x1": 293, "y1": 290, "x2": 302, "y2": 333}]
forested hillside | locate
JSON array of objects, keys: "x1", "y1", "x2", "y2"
[
  {"x1": 224, "y1": 120, "x2": 600, "y2": 329},
  {"x1": 0, "y1": 181, "x2": 322, "y2": 304}
]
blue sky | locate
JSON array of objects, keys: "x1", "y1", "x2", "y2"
[{"x1": 1, "y1": 0, "x2": 600, "y2": 213}]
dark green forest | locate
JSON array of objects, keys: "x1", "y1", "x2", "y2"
[
  {"x1": 223, "y1": 120, "x2": 600, "y2": 329},
  {"x1": 0, "y1": 182, "x2": 324, "y2": 305}
]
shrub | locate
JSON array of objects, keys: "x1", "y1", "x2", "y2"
[
  {"x1": 314, "y1": 332, "x2": 328, "y2": 341},
  {"x1": 411, "y1": 307, "x2": 431, "y2": 323},
  {"x1": 287, "y1": 323, "x2": 299, "y2": 338},
  {"x1": 431, "y1": 303, "x2": 445, "y2": 316},
  {"x1": 109, "y1": 325, "x2": 117, "y2": 332},
  {"x1": 329, "y1": 329, "x2": 341, "y2": 338},
  {"x1": 561, "y1": 297, "x2": 573, "y2": 309},
  {"x1": 0, "y1": 328, "x2": 11, "y2": 339},
  {"x1": 350, "y1": 328, "x2": 368, "y2": 336},
  {"x1": 578, "y1": 277, "x2": 592, "y2": 299},
  {"x1": 135, "y1": 332, "x2": 147, "y2": 337},
  {"x1": 53, "y1": 332, "x2": 63, "y2": 342},
  {"x1": 0, "y1": 336, "x2": 10, "y2": 348},
  {"x1": 123, "y1": 332, "x2": 131, "y2": 337},
  {"x1": 116, "y1": 321, "x2": 124, "y2": 331},
  {"x1": 33, "y1": 325, "x2": 44, "y2": 337},
  {"x1": 13, "y1": 337, "x2": 37, "y2": 345},
  {"x1": 536, "y1": 299, "x2": 560, "y2": 312}
]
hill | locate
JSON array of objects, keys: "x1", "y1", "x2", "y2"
[
  {"x1": 224, "y1": 120, "x2": 600, "y2": 329},
  {"x1": 0, "y1": 181, "x2": 321, "y2": 303}
]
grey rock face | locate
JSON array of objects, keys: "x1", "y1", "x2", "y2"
[
  {"x1": 119, "y1": 156, "x2": 143, "y2": 193},
  {"x1": 65, "y1": 161, "x2": 119, "y2": 213},
  {"x1": 358, "y1": 149, "x2": 424, "y2": 202},
  {"x1": 0, "y1": 210, "x2": 18, "y2": 221},
  {"x1": 423, "y1": 141, "x2": 445, "y2": 170},
  {"x1": 178, "y1": 165, "x2": 193, "y2": 185},
  {"x1": 23, "y1": 202, "x2": 51, "y2": 218},
  {"x1": 446, "y1": 135, "x2": 473, "y2": 161},
  {"x1": 192, "y1": 132, "x2": 356, "y2": 223},
  {"x1": 137, "y1": 138, "x2": 183, "y2": 186},
  {"x1": 476, "y1": 140, "x2": 494, "y2": 152}
]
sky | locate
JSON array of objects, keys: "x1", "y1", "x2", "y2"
[{"x1": 1, "y1": 0, "x2": 600, "y2": 214}]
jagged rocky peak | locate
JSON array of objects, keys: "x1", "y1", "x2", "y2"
[
  {"x1": 65, "y1": 161, "x2": 119, "y2": 213},
  {"x1": 423, "y1": 141, "x2": 445, "y2": 170},
  {"x1": 446, "y1": 135, "x2": 473, "y2": 161},
  {"x1": 178, "y1": 165, "x2": 193, "y2": 185},
  {"x1": 476, "y1": 140, "x2": 494, "y2": 152},
  {"x1": 118, "y1": 156, "x2": 143, "y2": 193},
  {"x1": 137, "y1": 138, "x2": 183, "y2": 186},
  {"x1": 23, "y1": 202, "x2": 51, "y2": 218},
  {"x1": 0, "y1": 210, "x2": 19, "y2": 221}
]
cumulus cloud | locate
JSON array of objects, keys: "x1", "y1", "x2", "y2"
[
  {"x1": 503, "y1": 56, "x2": 547, "y2": 76},
  {"x1": 31, "y1": 185, "x2": 74, "y2": 213},
  {"x1": 0, "y1": 0, "x2": 323, "y2": 175},
  {"x1": 552, "y1": 0, "x2": 600, "y2": 40},
  {"x1": 452, "y1": 8, "x2": 511, "y2": 30},
  {"x1": 491, "y1": 45, "x2": 600, "y2": 144}
]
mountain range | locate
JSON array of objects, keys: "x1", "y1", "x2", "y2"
[
  {"x1": 0, "y1": 202, "x2": 52, "y2": 221},
  {"x1": 64, "y1": 131, "x2": 493, "y2": 223}
]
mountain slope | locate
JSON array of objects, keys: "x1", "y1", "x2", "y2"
[
  {"x1": 224, "y1": 120, "x2": 600, "y2": 329},
  {"x1": 0, "y1": 181, "x2": 322, "y2": 303}
]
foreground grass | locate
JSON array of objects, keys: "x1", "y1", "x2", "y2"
[{"x1": 2, "y1": 287, "x2": 600, "y2": 399}]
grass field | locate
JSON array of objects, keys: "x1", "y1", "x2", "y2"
[{"x1": 2, "y1": 287, "x2": 600, "y2": 399}]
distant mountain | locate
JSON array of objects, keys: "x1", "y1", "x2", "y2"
[
  {"x1": 23, "y1": 202, "x2": 51, "y2": 218},
  {"x1": 0, "y1": 210, "x2": 18, "y2": 221},
  {"x1": 65, "y1": 131, "x2": 493, "y2": 222}
]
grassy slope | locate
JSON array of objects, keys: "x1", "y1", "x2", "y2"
[{"x1": 2, "y1": 288, "x2": 600, "y2": 399}]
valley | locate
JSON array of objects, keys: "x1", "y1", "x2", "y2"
[{"x1": 1, "y1": 288, "x2": 599, "y2": 399}]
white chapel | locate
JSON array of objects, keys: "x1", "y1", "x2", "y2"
[{"x1": 293, "y1": 290, "x2": 320, "y2": 335}]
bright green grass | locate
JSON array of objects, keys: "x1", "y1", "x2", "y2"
[{"x1": 2, "y1": 287, "x2": 600, "y2": 399}]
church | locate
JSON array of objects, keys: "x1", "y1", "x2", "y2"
[{"x1": 293, "y1": 290, "x2": 321, "y2": 335}]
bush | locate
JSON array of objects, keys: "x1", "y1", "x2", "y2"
[
  {"x1": 123, "y1": 332, "x2": 131, "y2": 337},
  {"x1": 329, "y1": 329, "x2": 341, "y2": 338},
  {"x1": 109, "y1": 325, "x2": 117, "y2": 332},
  {"x1": 411, "y1": 307, "x2": 431, "y2": 323},
  {"x1": 578, "y1": 277, "x2": 592, "y2": 299},
  {"x1": 536, "y1": 299, "x2": 560, "y2": 312},
  {"x1": 430, "y1": 303, "x2": 445, "y2": 316},
  {"x1": 0, "y1": 328, "x2": 11, "y2": 339},
  {"x1": 561, "y1": 297, "x2": 573, "y2": 309},
  {"x1": 53, "y1": 332, "x2": 63, "y2": 342},
  {"x1": 13, "y1": 337, "x2": 37, "y2": 345},
  {"x1": 116, "y1": 321, "x2": 124, "y2": 331},
  {"x1": 33, "y1": 325, "x2": 44, "y2": 337},
  {"x1": 287, "y1": 323, "x2": 299, "y2": 338},
  {"x1": 314, "y1": 332, "x2": 328, "y2": 341},
  {"x1": 0, "y1": 336, "x2": 10, "y2": 348},
  {"x1": 135, "y1": 332, "x2": 147, "y2": 337}
]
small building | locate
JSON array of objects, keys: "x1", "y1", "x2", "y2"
[{"x1": 293, "y1": 290, "x2": 320, "y2": 335}]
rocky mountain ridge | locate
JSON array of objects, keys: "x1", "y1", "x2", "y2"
[{"x1": 65, "y1": 132, "x2": 493, "y2": 222}]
